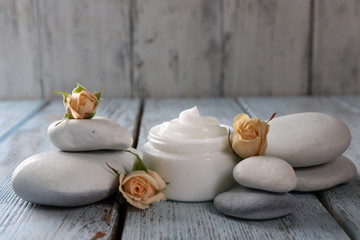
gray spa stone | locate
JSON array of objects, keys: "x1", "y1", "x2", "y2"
[
  {"x1": 266, "y1": 112, "x2": 351, "y2": 167},
  {"x1": 294, "y1": 155, "x2": 357, "y2": 192},
  {"x1": 48, "y1": 116, "x2": 133, "y2": 151},
  {"x1": 11, "y1": 148, "x2": 140, "y2": 207},
  {"x1": 214, "y1": 185, "x2": 298, "y2": 220},
  {"x1": 233, "y1": 156, "x2": 297, "y2": 193}
]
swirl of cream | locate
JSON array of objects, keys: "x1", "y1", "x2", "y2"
[{"x1": 152, "y1": 106, "x2": 227, "y2": 139}]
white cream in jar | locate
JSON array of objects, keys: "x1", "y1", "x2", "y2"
[{"x1": 141, "y1": 106, "x2": 237, "y2": 202}]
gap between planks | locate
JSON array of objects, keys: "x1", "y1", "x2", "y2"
[
  {"x1": 236, "y1": 97, "x2": 354, "y2": 240},
  {"x1": 117, "y1": 98, "x2": 145, "y2": 239},
  {"x1": 315, "y1": 192, "x2": 352, "y2": 240},
  {"x1": 316, "y1": 96, "x2": 360, "y2": 240},
  {"x1": 121, "y1": 98, "x2": 351, "y2": 240},
  {"x1": 0, "y1": 100, "x2": 49, "y2": 144}
]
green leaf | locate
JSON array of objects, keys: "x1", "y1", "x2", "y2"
[
  {"x1": 64, "y1": 112, "x2": 71, "y2": 119},
  {"x1": 72, "y1": 83, "x2": 86, "y2": 93},
  {"x1": 84, "y1": 112, "x2": 96, "y2": 119},
  {"x1": 94, "y1": 88, "x2": 103, "y2": 100},
  {"x1": 53, "y1": 90, "x2": 69, "y2": 103},
  {"x1": 126, "y1": 150, "x2": 148, "y2": 172}
]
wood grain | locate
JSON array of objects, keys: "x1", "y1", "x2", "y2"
[
  {"x1": 122, "y1": 98, "x2": 349, "y2": 240},
  {"x1": 123, "y1": 194, "x2": 349, "y2": 240},
  {"x1": 0, "y1": 99, "x2": 140, "y2": 240},
  {"x1": 0, "y1": 100, "x2": 46, "y2": 142},
  {"x1": 223, "y1": 0, "x2": 310, "y2": 96},
  {"x1": 132, "y1": 0, "x2": 223, "y2": 97},
  {"x1": 38, "y1": 0, "x2": 131, "y2": 99},
  {"x1": 312, "y1": 0, "x2": 360, "y2": 94},
  {"x1": 240, "y1": 96, "x2": 360, "y2": 239},
  {"x1": 0, "y1": 0, "x2": 42, "y2": 99},
  {"x1": 1, "y1": 0, "x2": 360, "y2": 98}
]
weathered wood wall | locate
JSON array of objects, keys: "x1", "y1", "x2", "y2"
[{"x1": 0, "y1": 0, "x2": 360, "y2": 99}]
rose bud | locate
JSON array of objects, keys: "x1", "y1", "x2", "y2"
[
  {"x1": 65, "y1": 90, "x2": 99, "y2": 119},
  {"x1": 119, "y1": 170, "x2": 167, "y2": 209},
  {"x1": 231, "y1": 113, "x2": 270, "y2": 159},
  {"x1": 54, "y1": 83, "x2": 102, "y2": 119}
]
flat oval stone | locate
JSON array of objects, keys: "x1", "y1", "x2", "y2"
[
  {"x1": 233, "y1": 156, "x2": 297, "y2": 193},
  {"x1": 294, "y1": 155, "x2": 357, "y2": 192},
  {"x1": 48, "y1": 117, "x2": 133, "y2": 151},
  {"x1": 214, "y1": 185, "x2": 298, "y2": 220},
  {"x1": 266, "y1": 112, "x2": 351, "y2": 167},
  {"x1": 11, "y1": 148, "x2": 140, "y2": 207}
]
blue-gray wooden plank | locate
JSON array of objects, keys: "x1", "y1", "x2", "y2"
[
  {"x1": 0, "y1": 99, "x2": 140, "y2": 240},
  {"x1": 0, "y1": 100, "x2": 46, "y2": 142},
  {"x1": 121, "y1": 98, "x2": 349, "y2": 240},
  {"x1": 240, "y1": 96, "x2": 360, "y2": 239}
]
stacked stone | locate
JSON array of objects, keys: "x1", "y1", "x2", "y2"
[
  {"x1": 214, "y1": 112, "x2": 357, "y2": 220},
  {"x1": 12, "y1": 117, "x2": 139, "y2": 207},
  {"x1": 267, "y1": 112, "x2": 357, "y2": 192}
]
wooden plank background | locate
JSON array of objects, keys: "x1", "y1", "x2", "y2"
[
  {"x1": 0, "y1": 97, "x2": 359, "y2": 239},
  {"x1": 240, "y1": 96, "x2": 360, "y2": 239},
  {"x1": 1, "y1": 0, "x2": 360, "y2": 99},
  {"x1": 0, "y1": 99, "x2": 141, "y2": 240},
  {"x1": 121, "y1": 98, "x2": 351, "y2": 240},
  {"x1": 223, "y1": 0, "x2": 310, "y2": 96}
]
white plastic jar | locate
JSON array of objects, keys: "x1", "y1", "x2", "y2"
[{"x1": 141, "y1": 107, "x2": 237, "y2": 202}]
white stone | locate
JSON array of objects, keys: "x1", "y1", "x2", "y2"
[
  {"x1": 266, "y1": 112, "x2": 351, "y2": 167},
  {"x1": 233, "y1": 156, "x2": 297, "y2": 193},
  {"x1": 48, "y1": 117, "x2": 133, "y2": 151},
  {"x1": 294, "y1": 155, "x2": 357, "y2": 192},
  {"x1": 11, "y1": 148, "x2": 140, "y2": 207}
]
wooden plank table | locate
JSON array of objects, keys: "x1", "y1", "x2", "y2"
[
  {"x1": 0, "y1": 97, "x2": 359, "y2": 239},
  {"x1": 0, "y1": 99, "x2": 140, "y2": 240}
]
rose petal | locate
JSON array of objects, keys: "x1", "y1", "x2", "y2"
[
  {"x1": 258, "y1": 139, "x2": 268, "y2": 155},
  {"x1": 134, "y1": 176, "x2": 148, "y2": 186},
  {"x1": 68, "y1": 94, "x2": 84, "y2": 119},
  {"x1": 232, "y1": 111, "x2": 271, "y2": 158},
  {"x1": 141, "y1": 184, "x2": 156, "y2": 199},
  {"x1": 122, "y1": 171, "x2": 161, "y2": 190},
  {"x1": 119, "y1": 174, "x2": 150, "y2": 209},
  {"x1": 81, "y1": 90, "x2": 98, "y2": 102},
  {"x1": 239, "y1": 131, "x2": 257, "y2": 140},
  {"x1": 148, "y1": 170, "x2": 167, "y2": 190},
  {"x1": 119, "y1": 173, "x2": 126, "y2": 187},
  {"x1": 122, "y1": 192, "x2": 150, "y2": 209},
  {"x1": 232, "y1": 133, "x2": 261, "y2": 158},
  {"x1": 234, "y1": 113, "x2": 250, "y2": 132},
  {"x1": 125, "y1": 179, "x2": 146, "y2": 197},
  {"x1": 257, "y1": 122, "x2": 270, "y2": 155},
  {"x1": 142, "y1": 192, "x2": 167, "y2": 205},
  {"x1": 118, "y1": 170, "x2": 168, "y2": 209},
  {"x1": 62, "y1": 91, "x2": 98, "y2": 119}
]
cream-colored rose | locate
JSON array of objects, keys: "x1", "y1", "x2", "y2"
[
  {"x1": 65, "y1": 90, "x2": 99, "y2": 119},
  {"x1": 232, "y1": 113, "x2": 270, "y2": 159},
  {"x1": 119, "y1": 170, "x2": 167, "y2": 209}
]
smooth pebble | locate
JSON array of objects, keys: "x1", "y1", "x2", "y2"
[
  {"x1": 11, "y1": 148, "x2": 140, "y2": 207},
  {"x1": 233, "y1": 156, "x2": 297, "y2": 193},
  {"x1": 266, "y1": 112, "x2": 351, "y2": 167},
  {"x1": 294, "y1": 155, "x2": 357, "y2": 191},
  {"x1": 48, "y1": 116, "x2": 133, "y2": 151},
  {"x1": 214, "y1": 185, "x2": 298, "y2": 220}
]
